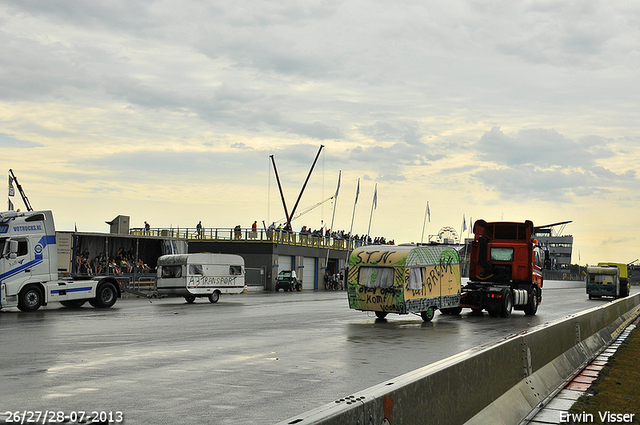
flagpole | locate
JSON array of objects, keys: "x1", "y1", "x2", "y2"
[
  {"x1": 349, "y1": 178, "x2": 360, "y2": 249},
  {"x1": 421, "y1": 201, "x2": 429, "y2": 244},
  {"x1": 325, "y1": 171, "x2": 341, "y2": 272},
  {"x1": 367, "y1": 183, "x2": 377, "y2": 241},
  {"x1": 460, "y1": 214, "x2": 466, "y2": 245}
]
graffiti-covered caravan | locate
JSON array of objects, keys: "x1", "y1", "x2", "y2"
[
  {"x1": 156, "y1": 253, "x2": 245, "y2": 304},
  {"x1": 347, "y1": 244, "x2": 462, "y2": 322}
]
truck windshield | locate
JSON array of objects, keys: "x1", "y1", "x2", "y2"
[
  {"x1": 490, "y1": 247, "x2": 514, "y2": 262},
  {"x1": 359, "y1": 267, "x2": 394, "y2": 288}
]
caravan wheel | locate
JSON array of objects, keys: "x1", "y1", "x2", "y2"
[
  {"x1": 421, "y1": 307, "x2": 436, "y2": 322},
  {"x1": 209, "y1": 291, "x2": 220, "y2": 303},
  {"x1": 375, "y1": 311, "x2": 388, "y2": 319},
  {"x1": 185, "y1": 296, "x2": 196, "y2": 304}
]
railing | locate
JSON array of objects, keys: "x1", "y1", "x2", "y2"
[{"x1": 130, "y1": 227, "x2": 367, "y2": 251}]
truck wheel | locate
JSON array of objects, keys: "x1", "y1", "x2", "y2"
[
  {"x1": 185, "y1": 296, "x2": 196, "y2": 304},
  {"x1": 18, "y1": 285, "x2": 44, "y2": 312},
  {"x1": 500, "y1": 290, "x2": 513, "y2": 318},
  {"x1": 209, "y1": 291, "x2": 220, "y2": 303},
  {"x1": 296, "y1": 283, "x2": 301, "y2": 292},
  {"x1": 375, "y1": 311, "x2": 388, "y2": 319},
  {"x1": 524, "y1": 287, "x2": 538, "y2": 316},
  {"x1": 421, "y1": 307, "x2": 436, "y2": 322},
  {"x1": 60, "y1": 300, "x2": 87, "y2": 308},
  {"x1": 620, "y1": 284, "x2": 629, "y2": 297},
  {"x1": 94, "y1": 282, "x2": 118, "y2": 308}
]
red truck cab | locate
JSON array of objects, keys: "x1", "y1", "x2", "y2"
[{"x1": 462, "y1": 220, "x2": 543, "y2": 317}]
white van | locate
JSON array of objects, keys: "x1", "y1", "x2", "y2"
[{"x1": 156, "y1": 253, "x2": 245, "y2": 303}]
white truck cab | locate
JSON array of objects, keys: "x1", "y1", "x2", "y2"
[{"x1": 1, "y1": 210, "x2": 120, "y2": 311}]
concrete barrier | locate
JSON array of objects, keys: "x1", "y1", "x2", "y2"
[{"x1": 276, "y1": 294, "x2": 640, "y2": 425}]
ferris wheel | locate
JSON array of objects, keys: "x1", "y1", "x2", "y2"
[{"x1": 436, "y1": 226, "x2": 459, "y2": 243}]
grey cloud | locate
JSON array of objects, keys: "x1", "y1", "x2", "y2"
[
  {"x1": 358, "y1": 121, "x2": 429, "y2": 146},
  {"x1": 230, "y1": 142, "x2": 253, "y2": 150},
  {"x1": 473, "y1": 166, "x2": 593, "y2": 203},
  {"x1": 475, "y1": 127, "x2": 615, "y2": 169},
  {"x1": 0, "y1": 133, "x2": 43, "y2": 148},
  {"x1": 473, "y1": 127, "x2": 638, "y2": 201}
]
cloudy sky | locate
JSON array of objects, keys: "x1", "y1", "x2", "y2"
[{"x1": 2, "y1": 0, "x2": 639, "y2": 265}]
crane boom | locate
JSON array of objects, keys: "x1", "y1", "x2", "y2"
[{"x1": 8, "y1": 169, "x2": 33, "y2": 211}]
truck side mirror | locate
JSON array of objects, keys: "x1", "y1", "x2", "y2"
[{"x1": 8, "y1": 240, "x2": 18, "y2": 259}]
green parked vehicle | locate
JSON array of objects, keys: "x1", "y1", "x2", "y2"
[{"x1": 276, "y1": 270, "x2": 302, "y2": 292}]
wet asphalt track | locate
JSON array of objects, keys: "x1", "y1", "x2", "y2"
[{"x1": 1, "y1": 282, "x2": 637, "y2": 424}]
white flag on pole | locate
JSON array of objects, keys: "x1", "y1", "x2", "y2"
[
  {"x1": 354, "y1": 178, "x2": 360, "y2": 205},
  {"x1": 8, "y1": 175, "x2": 15, "y2": 197},
  {"x1": 373, "y1": 185, "x2": 377, "y2": 209}
]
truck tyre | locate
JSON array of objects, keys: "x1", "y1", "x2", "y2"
[
  {"x1": 620, "y1": 284, "x2": 629, "y2": 298},
  {"x1": 60, "y1": 300, "x2": 87, "y2": 308},
  {"x1": 93, "y1": 282, "x2": 118, "y2": 308},
  {"x1": 500, "y1": 290, "x2": 513, "y2": 318},
  {"x1": 18, "y1": 285, "x2": 44, "y2": 312},
  {"x1": 296, "y1": 283, "x2": 302, "y2": 292},
  {"x1": 185, "y1": 296, "x2": 196, "y2": 304},
  {"x1": 421, "y1": 307, "x2": 436, "y2": 322},
  {"x1": 375, "y1": 311, "x2": 388, "y2": 319},
  {"x1": 523, "y1": 287, "x2": 538, "y2": 316},
  {"x1": 209, "y1": 291, "x2": 220, "y2": 303}
]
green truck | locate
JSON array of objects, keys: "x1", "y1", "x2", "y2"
[{"x1": 586, "y1": 262, "x2": 630, "y2": 299}]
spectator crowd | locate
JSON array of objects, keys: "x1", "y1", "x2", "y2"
[{"x1": 76, "y1": 246, "x2": 151, "y2": 276}]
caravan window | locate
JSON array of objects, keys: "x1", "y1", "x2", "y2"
[
  {"x1": 162, "y1": 265, "x2": 182, "y2": 278},
  {"x1": 230, "y1": 265, "x2": 242, "y2": 275},
  {"x1": 408, "y1": 267, "x2": 424, "y2": 290},
  {"x1": 359, "y1": 267, "x2": 395, "y2": 288},
  {"x1": 189, "y1": 264, "x2": 203, "y2": 275}
]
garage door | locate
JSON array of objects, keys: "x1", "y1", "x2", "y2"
[
  {"x1": 277, "y1": 255, "x2": 293, "y2": 272},
  {"x1": 302, "y1": 257, "x2": 316, "y2": 290}
]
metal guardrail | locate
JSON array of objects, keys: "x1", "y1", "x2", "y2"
[
  {"x1": 116, "y1": 275, "x2": 157, "y2": 298},
  {"x1": 130, "y1": 227, "x2": 366, "y2": 251}
]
